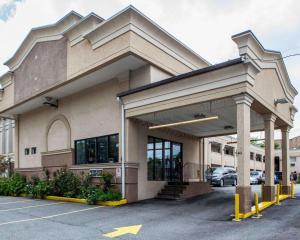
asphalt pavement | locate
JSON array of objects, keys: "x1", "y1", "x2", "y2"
[{"x1": 0, "y1": 184, "x2": 299, "y2": 240}]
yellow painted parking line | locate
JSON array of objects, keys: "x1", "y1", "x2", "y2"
[
  {"x1": 0, "y1": 202, "x2": 65, "y2": 212},
  {"x1": 0, "y1": 199, "x2": 37, "y2": 205},
  {"x1": 0, "y1": 206, "x2": 103, "y2": 226}
]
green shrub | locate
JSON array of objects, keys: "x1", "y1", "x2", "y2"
[
  {"x1": 84, "y1": 188, "x2": 121, "y2": 204},
  {"x1": 25, "y1": 177, "x2": 50, "y2": 199},
  {"x1": 8, "y1": 174, "x2": 26, "y2": 196},
  {"x1": 85, "y1": 187, "x2": 104, "y2": 205},
  {"x1": 100, "y1": 172, "x2": 114, "y2": 192},
  {"x1": 51, "y1": 169, "x2": 81, "y2": 198},
  {"x1": 98, "y1": 190, "x2": 122, "y2": 201},
  {"x1": 0, "y1": 177, "x2": 10, "y2": 196},
  {"x1": 0, "y1": 170, "x2": 122, "y2": 204}
]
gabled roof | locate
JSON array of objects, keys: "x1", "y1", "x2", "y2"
[
  {"x1": 4, "y1": 11, "x2": 83, "y2": 70},
  {"x1": 83, "y1": 5, "x2": 211, "y2": 68},
  {"x1": 62, "y1": 12, "x2": 104, "y2": 46},
  {"x1": 232, "y1": 30, "x2": 298, "y2": 99}
]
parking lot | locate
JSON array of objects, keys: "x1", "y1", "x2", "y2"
[{"x1": 0, "y1": 185, "x2": 299, "y2": 240}]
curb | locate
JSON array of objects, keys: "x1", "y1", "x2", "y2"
[{"x1": 46, "y1": 196, "x2": 127, "y2": 206}]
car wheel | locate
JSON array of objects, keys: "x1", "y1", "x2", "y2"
[
  {"x1": 232, "y1": 179, "x2": 237, "y2": 186},
  {"x1": 220, "y1": 179, "x2": 224, "y2": 187}
]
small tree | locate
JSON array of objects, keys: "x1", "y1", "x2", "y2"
[
  {"x1": 0, "y1": 155, "x2": 13, "y2": 177},
  {"x1": 0, "y1": 155, "x2": 8, "y2": 175}
]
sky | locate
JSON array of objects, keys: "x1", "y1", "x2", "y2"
[{"x1": 0, "y1": 0, "x2": 300, "y2": 139}]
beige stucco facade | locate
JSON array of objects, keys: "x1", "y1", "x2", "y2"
[
  {"x1": 0, "y1": 6, "x2": 297, "y2": 211},
  {"x1": 205, "y1": 136, "x2": 266, "y2": 172}
]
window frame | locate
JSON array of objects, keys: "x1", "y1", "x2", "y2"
[
  {"x1": 224, "y1": 145, "x2": 234, "y2": 156},
  {"x1": 24, "y1": 148, "x2": 30, "y2": 155},
  {"x1": 74, "y1": 134, "x2": 119, "y2": 165},
  {"x1": 211, "y1": 142, "x2": 221, "y2": 153},
  {"x1": 31, "y1": 147, "x2": 37, "y2": 155},
  {"x1": 147, "y1": 136, "x2": 183, "y2": 181}
]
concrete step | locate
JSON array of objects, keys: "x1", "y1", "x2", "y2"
[
  {"x1": 164, "y1": 185, "x2": 187, "y2": 191},
  {"x1": 156, "y1": 193, "x2": 181, "y2": 200},
  {"x1": 160, "y1": 189, "x2": 184, "y2": 195},
  {"x1": 156, "y1": 182, "x2": 213, "y2": 200}
]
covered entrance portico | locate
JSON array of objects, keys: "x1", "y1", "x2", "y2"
[{"x1": 117, "y1": 31, "x2": 297, "y2": 213}]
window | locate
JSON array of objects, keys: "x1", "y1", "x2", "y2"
[
  {"x1": 224, "y1": 146, "x2": 234, "y2": 156},
  {"x1": 147, "y1": 137, "x2": 182, "y2": 181},
  {"x1": 250, "y1": 152, "x2": 254, "y2": 160},
  {"x1": 290, "y1": 157, "x2": 296, "y2": 167},
  {"x1": 256, "y1": 154, "x2": 262, "y2": 162},
  {"x1": 31, "y1": 147, "x2": 37, "y2": 155},
  {"x1": 24, "y1": 148, "x2": 30, "y2": 155},
  {"x1": 75, "y1": 134, "x2": 119, "y2": 164},
  {"x1": 290, "y1": 157, "x2": 296, "y2": 163},
  {"x1": 211, "y1": 142, "x2": 221, "y2": 153}
]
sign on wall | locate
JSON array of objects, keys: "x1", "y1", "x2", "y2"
[
  {"x1": 89, "y1": 169, "x2": 103, "y2": 177},
  {"x1": 116, "y1": 167, "x2": 121, "y2": 178}
]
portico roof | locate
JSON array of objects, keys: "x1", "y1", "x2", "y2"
[{"x1": 117, "y1": 58, "x2": 243, "y2": 98}]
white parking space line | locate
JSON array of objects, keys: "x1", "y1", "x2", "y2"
[
  {"x1": 0, "y1": 206, "x2": 103, "y2": 226},
  {"x1": 0, "y1": 200, "x2": 37, "y2": 205},
  {"x1": 0, "y1": 202, "x2": 65, "y2": 212}
]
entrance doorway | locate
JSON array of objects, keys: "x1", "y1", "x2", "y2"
[
  {"x1": 147, "y1": 137, "x2": 183, "y2": 182},
  {"x1": 275, "y1": 156, "x2": 280, "y2": 172}
]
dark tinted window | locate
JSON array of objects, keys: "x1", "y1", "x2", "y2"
[{"x1": 75, "y1": 134, "x2": 119, "y2": 164}]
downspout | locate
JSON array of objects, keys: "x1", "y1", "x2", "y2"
[
  {"x1": 202, "y1": 138, "x2": 205, "y2": 182},
  {"x1": 117, "y1": 97, "x2": 126, "y2": 199}
]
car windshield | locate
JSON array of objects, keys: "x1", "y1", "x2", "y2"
[
  {"x1": 251, "y1": 172, "x2": 258, "y2": 176},
  {"x1": 211, "y1": 168, "x2": 224, "y2": 174}
]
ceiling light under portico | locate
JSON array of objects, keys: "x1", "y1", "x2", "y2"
[{"x1": 149, "y1": 116, "x2": 219, "y2": 130}]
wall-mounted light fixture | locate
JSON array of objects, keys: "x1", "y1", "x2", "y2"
[
  {"x1": 43, "y1": 97, "x2": 58, "y2": 108},
  {"x1": 274, "y1": 98, "x2": 288, "y2": 106}
]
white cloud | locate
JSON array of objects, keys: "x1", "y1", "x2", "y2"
[
  {"x1": 0, "y1": 0, "x2": 24, "y2": 22},
  {"x1": 0, "y1": 0, "x2": 300, "y2": 137}
]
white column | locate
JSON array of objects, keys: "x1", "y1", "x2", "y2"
[
  {"x1": 233, "y1": 147, "x2": 237, "y2": 169},
  {"x1": 263, "y1": 113, "x2": 277, "y2": 201},
  {"x1": 281, "y1": 126, "x2": 290, "y2": 194},
  {"x1": 14, "y1": 116, "x2": 19, "y2": 169},
  {"x1": 233, "y1": 94, "x2": 253, "y2": 214},
  {"x1": 199, "y1": 138, "x2": 204, "y2": 181},
  {"x1": 234, "y1": 94, "x2": 253, "y2": 186},
  {"x1": 264, "y1": 114, "x2": 276, "y2": 186},
  {"x1": 221, "y1": 143, "x2": 225, "y2": 167}
]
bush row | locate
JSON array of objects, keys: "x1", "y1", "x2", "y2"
[{"x1": 0, "y1": 169, "x2": 122, "y2": 204}]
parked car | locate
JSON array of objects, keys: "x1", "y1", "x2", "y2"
[
  {"x1": 206, "y1": 167, "x2": 237, "y2": 187},
  {"x1": 250, "y1": 175, "x2": 258, "y2": 185},
  {"x1": 256, "y1": 171, "x2": 281, "y2": 184},
  {"x1": 250, "y1": 171, "x2": 264, "y2": 184}
]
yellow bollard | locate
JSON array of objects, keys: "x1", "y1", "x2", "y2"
[
  {"x1": 291, "y1": 181, "x2": 296, "y2": 199},
  {"x1": 279, "y1": 183, "x2": 281, "y2": 195},
  {"x1": 252, "y1": 192, "x2": 262, "y2": 218},
  {"x1": 276, "y1": 184, "x2": 281, "y2": 205},
  {"x1": 233, "y1": 193, "x2": 241, "y2": 222},
  {"x1": 261, "y1": 183, "x2": 264, "y2": 202}
]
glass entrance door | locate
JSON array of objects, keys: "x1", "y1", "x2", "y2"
[
  {"x1": 147, "y1": 137, "x2": 183, "y2": 182},
  {"x1": 171, "y1": 143, "x2": 183, "y2": 182}
]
